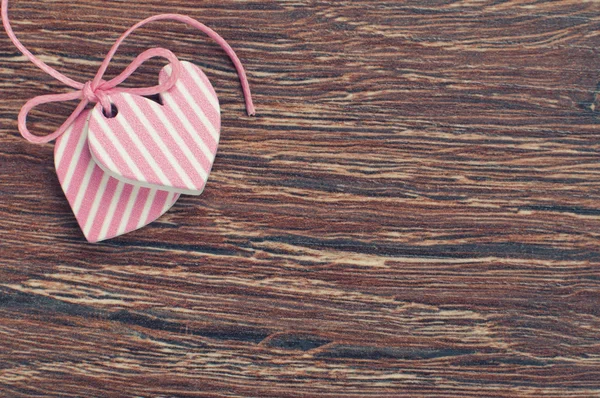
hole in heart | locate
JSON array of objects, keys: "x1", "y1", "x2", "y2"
[
  {"x1": 102, "y1": 104, "x2": 119, "y2": 119},
  {"x1": 144, "y1": 94, "x2": 164, "y2": 106}
]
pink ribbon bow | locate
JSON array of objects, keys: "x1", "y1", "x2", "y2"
[{"x1": 2, "y1": 0, "x2": 256, "y2": 144}]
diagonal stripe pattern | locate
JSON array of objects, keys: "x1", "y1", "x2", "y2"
[
  {"x1": 87, "y1": 61, "x2": 221, "y2": 196},
  {"x1": 55, "y1": 110, "x2": 179, "y2": 243}
]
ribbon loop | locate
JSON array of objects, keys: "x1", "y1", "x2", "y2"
[
  {"x1": 18, "y1": 91, "x2": 86, "y2": 144},
  {"x1": 102, "y1": 47, "x2": 182, "y2": 97}
]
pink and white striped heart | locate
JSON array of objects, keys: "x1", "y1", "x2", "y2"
[
  {"x1": 55, "y1": 110, "x2": 179, "y2": 243},
  {"x1": 87, "y1": 61, "x2": 221, "y2": 195}
]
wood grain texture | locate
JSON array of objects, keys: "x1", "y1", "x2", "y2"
[{"x1": 1, "y1": 0, "x2": 600, "y2": 396}]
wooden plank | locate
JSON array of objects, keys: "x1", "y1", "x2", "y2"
[{"x1": 1, "y1": 0, "x2": 600, "y2": 396}]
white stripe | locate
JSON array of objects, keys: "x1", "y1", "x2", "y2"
[
  {"x1": 112, "y1": 103, "x2": 173, "y2": 188},
  {"x1": 73, "y1": 160, "x2": 95, "y2": 214},
  {"x1": 62, "y1": 124, "x2": 88, "y2": 194},
  {"x1": 137, "y1": 189, "x2": 157, "y2": 229},
  {"x1": 121, "y1": 95, "x2": 197, "y2": 190},
  {"x1": 54, "y1": 124, "x2": 75, "y2": 170},
  {"x1": 183, "y1": 62, "x2": 220, "y2": 111},
  {"x1": 116, "y1": 186, "x2": 140, "y2": 236},
  {"x1": 171, "y1": 62, "x2": 220, "y2": 112},
  {"x1": 173, "y1": 80, "x2": 220, "y2": 142},
  {"x1": 162, "y1": 192, "x2": 176, "y2": 213},
  {"x1": 97, "y1": 181, "x2": 125, "y2": 241},
  {"x1": 83, "y1": 173, "x2": 110, "y2": 237},
  {"x1": 147, "y1": 98, "x2": 209, "y2": 182},
  {"x1": 92, "y1": 112, "x2": 148, "y2": 184},
  {"x1": 161, "y1": 91, "x2": 216, "y2": 163},
  {"x1": 87, "y1": 129, "x2": 121, "y2": 176}
]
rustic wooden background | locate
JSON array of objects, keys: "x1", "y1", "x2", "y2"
[{"x1": 1, "y1": 0, "x2": 600, "y2": 396}]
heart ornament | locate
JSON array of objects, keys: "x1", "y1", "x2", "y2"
[
  {"x1": 4, "y1": 2, "x2": 255, "y2": 242},
  {"x1": 55, "y1": 110, "x2": 179, "y2": 243},
  {"x1": 87, "y1": 61, "x2": 221, "y2": 195}
]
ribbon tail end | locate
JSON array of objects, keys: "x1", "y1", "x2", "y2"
[{"x1": 245, "y1": 101, "x2": 256, "y2": 117}]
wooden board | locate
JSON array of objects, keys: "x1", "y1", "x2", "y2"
[{"x1": 1, "y1": 0, "x2": 600, "y2": 396}]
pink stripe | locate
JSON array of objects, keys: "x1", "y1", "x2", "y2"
[
  {"x1": 56, "y1": 114, "x2": 87, "y2": 175},
  {"x1": 167, "y1": 85, "x2": 219, "y2": 152},
  {"x1": 86, "y1": 177, "x2": 119, "y2": 242},
  {"x1": 159, "y1": 64, "x2": 220, "y2": 128},
  {"x1": 89, "y1": 112, "x2": 138, "y2": 180},
  {"x1": 125, "y1": 188, "x2": 150, "y2": 232},
  {"x1": 196, "y1": 66, "x2": 219, "y2": 102},
  {"x1": 183, "y1": 66, "x2": 221, "y2": 128},
  {"x1": 147, "y1": 191, "x2": 170, "y2": 225},
  {"x1": 65, "y1": 150, "x2": 90, "y2": 200},
  {"x1": 75, "y1": 166, "x2": 104, "y2": 229},
  {"x1": 104, "y1": 184, "x2": 134, "y2": 239},
  {"x1": 55, "y1": 111, "x2": 180, "y2": 242},
  {"x1": 141, "y1": 97, "x2": 211, "y2": 183},
  {"x1": 106, "y1": 109, "x2": 165, "y2": 185},
  {"x1": 159, "y1": 63, "x2": 220, "y2": 151},
  {"x1": 152, "y1": 93, "x2": 215, "y2": 175},
  {"x1": 117, "y1": 98, "x2": 189, "y2": 189}
]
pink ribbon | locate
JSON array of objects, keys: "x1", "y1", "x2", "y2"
[{"x1": 1, "y1": 0, "x2": 256, "y2": 144}]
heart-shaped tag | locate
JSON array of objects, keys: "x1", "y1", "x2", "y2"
[
  {"x1": 4, "y1": 2, "x2": 256, "y2": 242},
  {"x1": 87, "y1": 61, "x2": 221, "y2": 195},
  {"x1": 55, "y1": 110, "x2": 180, "y2": 242}
]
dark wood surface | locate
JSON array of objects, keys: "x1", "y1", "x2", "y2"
[{"x1": 1, "y1": 1, "x2": 600, "y2": 396}]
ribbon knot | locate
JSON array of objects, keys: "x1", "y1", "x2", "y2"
[
  {"x1": 82, "y1": 79, "x2": 113, "y2": 115},
  {"x1": 82, "y1": 80, "x2": 103, "y2": 103}
]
